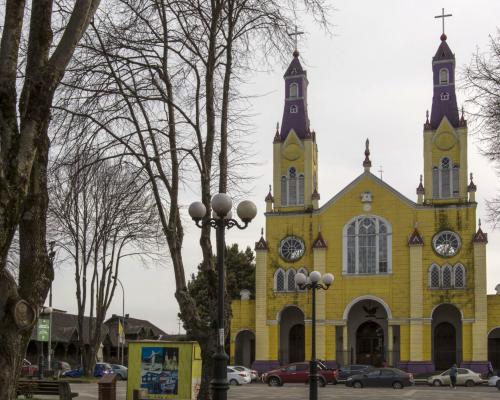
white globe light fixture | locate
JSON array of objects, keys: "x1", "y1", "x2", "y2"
[
  {"x1": 188, "y1": 201, "x2": 206, "y2": 220},
  {"x1": 294, "y1": 272, "x2": 307, "y2": 286},
  {"x1": 309, "y1": 271, "x2": 321, "y2": 284},
  {"x1": 211, "y1": 193, "x2": 232, "y2": 217},
  {"x1": 322, "y1": 273, "x2": 334, "y2": 287},
  {"x1": 237, "y1": 200, "x2": 257, "y2": 222}
]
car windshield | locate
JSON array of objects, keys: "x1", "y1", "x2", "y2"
[{"x1": 441, "y1": 370, "x2": 450, "y2": 376}]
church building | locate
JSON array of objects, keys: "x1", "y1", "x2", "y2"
[{"x1": 230, "y1": 33, "x2": 500, "y2": 374}]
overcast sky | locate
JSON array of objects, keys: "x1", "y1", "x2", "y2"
[{"x1": 48, "y1": 0, "x2": 500, "y2": 334}]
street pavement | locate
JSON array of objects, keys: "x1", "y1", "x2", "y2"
[{"x1": 69, "y1": 381, "x2": 499, "y2": 400}]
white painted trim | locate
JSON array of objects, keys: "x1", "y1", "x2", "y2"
[
  {"x1": 488, "y1": 327, "x2": 500, "y2": 336},
  {"x1": 342, "y1": 295, "x2": 393, "y2": 320}
]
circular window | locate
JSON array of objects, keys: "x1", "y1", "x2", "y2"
[
  {"x1": 432, "y1": 231, "x2": 461, "y2": 257},
  {"x1": 279, "y1": 236, "x2": 305, "y2": 262}
]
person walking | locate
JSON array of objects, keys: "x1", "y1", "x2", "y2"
[{"x1": 449, "y1": 364, "x2": 458, "y2": 389}]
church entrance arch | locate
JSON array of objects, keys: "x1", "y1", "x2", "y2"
[
  {"x1": 279, "y1": 306, "x2": 305, "y2": 364},
  {"x1": 345, "y1": 297, "x2": 390, "y2": 366},
  {"x1": 432, "y1": 304, "x2": 462, "y2": 370},
  {"x1": 234, "y1": 330, "x2": 255, "y2": 368},
  {"x1": 488, "y1": 328, "x2": 500, "y2": 369},
  {"x1": 356, "y1": 321, "x2": 384, "y2": 366}
]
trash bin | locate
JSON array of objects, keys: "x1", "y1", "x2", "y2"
[{"x1": 98, "y1": 374, "x2": 118, "y2": 400}]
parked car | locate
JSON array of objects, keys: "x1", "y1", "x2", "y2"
[
  {"x1": 346, "y1": 368, "x2": 413, "y2": 389},
  {"x1": 427, "y1": 368, "x2": 483, "y2": 387},
  {"x1": 488, "y1": 374, "x2": 500, "y2": 389},
  {"x1": 336, "y1": 364, "x2": 373, "y2": 381},
  {"x1": 227, "y1": 366, "x2": 251, "y2": 385},
  {"x1": 20, "y1": 359, "x2": 39, "y2": 377},
  {"x1": 50, "y1": 360, "x2": 71, "y2": 373},
  {"x1": 110, "y1": 364, "x2": 128, "y2": 380},
  {"x1": 262, "y1": 362, "x2": 337, "y2": 387},
  {"x1": 62, "y1": 362, "x2": 113, "y2": 378},
  {"x1": 231, "y1": 366, "x2": 258, "y2": 382}
]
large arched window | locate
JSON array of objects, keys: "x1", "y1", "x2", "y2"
[
  {"x1": 343, "y1": 216, "x2": 392, "y2": 274},
  {"x1": 429, "y1": 264, "x2": 441, "y2": 288},
  {"x1": 275, "y1": 269, "x2": 285, "y2": 292},
  {"x1": 286, "y1": 268, "x2": 296, "y2": 291},
  {"x1": 434, "y1": 157, "x2": 459, "y2": 198},
  {"x1": 442, "y1": 265, "x2": 452, "y2": 289},
  {"x1": 281, "y1": 167, "x2": 305, "y2": 207},
  {"x1": 289, "y1": 83, "x2": 299, "y2": 98},
  {"x1": 454, "y1": 264, "x2": 465, "y2": 288},
  {"x1": 439, "y1": 68, "x2": 449, "y2": 85}
]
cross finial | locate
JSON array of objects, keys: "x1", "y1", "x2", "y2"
[
  {"x1": 378, "y1": 166, "x2": 384, "y2": 180},
  {"x1": 479, "y1": 218, "x2": 482, "y2": 228},
  {"x1": 288, "y1": 25, "x2": 304, "y2": 54},
  {"x1": 434, "y1": 8, "x2": 452, "y2": 37},
  {"x1": 269, "y1": 184, "x2": 272, "y2": 192},
  {"x1": 261, "y1": 227, "x2": 264, "y2": 236}
]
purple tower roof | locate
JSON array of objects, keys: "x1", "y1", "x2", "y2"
[
  {"x1": 430, "y1": 34, "x2": 459, "y2": 129},
  {"x1": 279, "y1": 52, "x2": 311, "y2": 140}
]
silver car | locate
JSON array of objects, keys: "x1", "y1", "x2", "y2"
[
  {"x1": 227, "y1": 366, "x2": 251, "y2": 385},
  {"x1": 488, "y1": 375, "x2": 500, "y2": 389},
  {"x1": 110, "y1": 364, "x2": 128, "y2": 380},
  {"x1": 231, "y1": 365, "x2": 258, "y2": 382},
  {"x1": 427, "y1": 368, "x2": 483, "y2": 387}
]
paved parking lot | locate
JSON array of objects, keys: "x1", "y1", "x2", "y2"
[{"x1": 70, "y1": 381, "x2": 500, "y2": 400}]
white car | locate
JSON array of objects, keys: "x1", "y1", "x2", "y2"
[
  {"x1": 231, "y1": 365, "x2": 258, "y2": 382},
  {"x1": 227, "y1": 366, "x2": 251, "y2": 385},
  {"x1": 488, "y1": 375, "x2": 500, "y2": 388},
  {"x1": 427, "y1": 368, "x2": 483, "y2": 387}
]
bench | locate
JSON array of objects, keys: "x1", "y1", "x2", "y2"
[{"x1": 17, "y1": 379, "x2": 78, "y2": 400}]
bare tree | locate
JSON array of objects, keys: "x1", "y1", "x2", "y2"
[
  {"x1": 49, "y1": 148, "x2": 163, "y2": 375},
  {"x1": 463, "y1": 31, "x2": 500, "y2": 224},
  {"x1": 55, "y1": 1, "x2": 330, "y2": 397},
  {"x1": 0, "y1": 2, "x2": 100, "y2": 398}
]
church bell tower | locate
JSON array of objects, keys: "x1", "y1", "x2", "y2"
[{"x1": 271, "y1": 50, "x2": 319, "y2": 212}]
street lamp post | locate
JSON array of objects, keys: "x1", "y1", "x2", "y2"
[
  {"x1": 47, "y1": 241, "x2": 56, "y2": 371},
  {"x1": 295, "y1": 271, "x2": 334, "y2": 400},
  {"x1": 115, "y1": 277, "x2": 126, "y2": 365},
  {"x1": 189, "y1": 194, "x2": 257, "y2": 400}
]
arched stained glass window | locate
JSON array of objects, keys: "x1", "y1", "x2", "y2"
[
  {"x1": 442, "y1": 265, "x2": 452, "y2": 288},
  {"x1": 454, "y1": 264, "x2": 465, "y2": 288},
  {"x1": 290, "y1": 83, "x2": 299, "y2": 98},
  {"x1": 429, "y1": 264, "x2": 441, "y2": 288},
  {"x1": 439, "y1": 68, "x2": 449, "y2": 85},
  {"x1": 275, "y1": 269, "x2": 285, "y2": 292},
  {"x1": 286, "y1": 269, "x2": 296, "y2": 291},
  {"x1": 343, "y1": 216, "x2": 392, "y2": 274},
  {"x1": 281, "y1": 167, "x2": 304, "y2": 207}
]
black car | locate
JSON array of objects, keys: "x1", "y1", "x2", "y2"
[
  {"x1": 345, "y1": 368, "x2": 414, "y2": 389},
  {"x1": 336, "y1": 364, "x2": 373, "y2": 381}
]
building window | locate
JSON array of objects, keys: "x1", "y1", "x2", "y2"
[
  {"x1": 286, "y1": 269, "x2": 296, "y2": 291},
  {"x1": 290, "y1": 105, "x2": 298, "y2": 113},
  {"x1": 454, "y1": 264, "x2": 465, "y2": 288},
  {"x1": 439, "y1": 68, "x2": 449, "y2": 85},
  {"x1": 429, "y1": 264, "x2": 441, "y2": 288},
  {"x1": 435, "y1": 157, "x2": 459, "y2": 198},
  {"x1": 289, "y1": 83, "x2": 298, "y2": 98},
  {"x1": 281, "y1": 167, "x2": 304, "y2": 206},
  {"x1": 440, "y1": 92, "x2": 450, "y2": 101},
  {"x1": 275, "y1": 269, "x2": 285, "y2": 291},
  {"x1": 343, "y1": 216, "x2": 392, "y2": 274},
  {"x1": 442, "y1": 265, "x2": 452, "y2": 289}
]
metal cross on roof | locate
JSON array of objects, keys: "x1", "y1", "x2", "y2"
[
  {"x1": 434, "y1": 8, "x2": 452, "y2": 35},
  {"x1": 288, "y1": 25, "x2": 304, "y2": 51}
]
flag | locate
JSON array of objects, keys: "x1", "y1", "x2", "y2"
[{"x1": 118, "y1": 320, "x2": 124, "y2": 344}]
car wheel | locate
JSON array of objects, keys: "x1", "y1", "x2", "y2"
[
  {"x1": 318, "y1": 377, "x2": 326, "y2": 387},
  {"x1": 392, "y1": 381, "x2": 403, "y2": 389},
  {"x1": 268, "y1": 377, "x2": 281, "y2": 387},
  {"x1": 353, "y1": 381, "x2": 363, "y2": 389},
  {"x1": 465, "y1": 380, "x2": 474, "y2": 387},
  {"x1": 496, "y1": 380, "x2": 500, "y2": 390},
  {"x1": 229, "y1": 379, "x2": 239, "y2": 386},
  {"x1": 115, "y1": 374, "x2": 122, "y2": 380},
  {"x1": 432, "y1": 379, "x2": 441, "y2": 387}
]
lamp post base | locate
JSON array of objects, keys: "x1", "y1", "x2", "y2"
[
  {"x1": 211, "y1": 351, "x2": 229, "y2": 400},
  {"x1": 309, "y1": 359, "x2": 318, "y2": 400}
]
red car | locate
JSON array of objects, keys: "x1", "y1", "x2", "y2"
[
  {"x1": 20, "y1": 359, "x2": 39, "y2": 377},
  {"x1": 263, "y1": 362, "x2": 337, "y2": 387}
]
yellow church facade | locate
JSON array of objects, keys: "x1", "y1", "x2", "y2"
[{"x1": 230, "y1": 36, "x2": 500, "y2": 374}]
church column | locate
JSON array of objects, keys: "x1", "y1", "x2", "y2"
[
  {"x1": 313, "y1": 237, "x2": 327, "y2": 361},
  {"x1": 272, "y1": 128, "x2": 282, "y2": 207},
  {"x1": 342, "y1": 324, "x2": 348, "y2": 363},
  {"x1": 253, "y1": 235, "x2": 277, "y2": 373},
  {"x1": 468, "y1": 226, "x2": 489, "y2": 372},
  {"x1": 387, "y1": 324, "x2": 393, "y2": 366},
  {"x1": 407, "y1": 228, "x2": 433, "y2": 372}
]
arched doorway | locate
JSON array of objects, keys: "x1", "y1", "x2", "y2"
[
  {"x1": 279, "y1": 306, "x2": 305, "y2": 364},
  {"x1": 356, "y1": 321, "x2": 384, "y2": 366},
  {"x1": 488, "y1": 328, "x2": 500, "y2": 369},
  {"x1": 234, "y1": 330, "x2": 255, "y2": 368},
  {"x1": 289, "y1": 324, "x2": 305, "y2": 363},
  {"x1": 432, "y1": 304, "x2": 462, "y2": 370}
]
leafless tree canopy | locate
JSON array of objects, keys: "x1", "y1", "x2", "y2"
[{"x1": 463, "y1": 31, "x2": 500, "y2": 226}]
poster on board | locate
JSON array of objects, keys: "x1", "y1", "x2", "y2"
[{"x1": 140, "y1": 347, "x2": 179, "y2": 395}]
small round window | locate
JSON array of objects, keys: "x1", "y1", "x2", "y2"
[
  {"x1": 279, "y1": 236, "x2": 305, "y2": 262},
  {"x1": 432, "y1": 231, "x2": 461, "y2": 257}
]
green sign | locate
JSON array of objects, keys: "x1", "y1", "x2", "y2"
[{"x1": 37, "y1": 319, "x2": 50, "y2": 342}]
